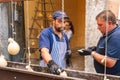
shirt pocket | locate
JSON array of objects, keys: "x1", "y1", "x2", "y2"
[{"x1": 96, "y1": 46, "x2": 105, "y2": 55}]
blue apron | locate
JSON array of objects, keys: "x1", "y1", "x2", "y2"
[{"x1": 40, "y1": 33, "x2": 67, "y2": 69}]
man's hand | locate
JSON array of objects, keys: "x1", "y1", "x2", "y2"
[
  {"x1": 65, "y1": 51, "x2": 72, "y2": 67},
  {"x1": 88, "y1": 46, "x2": 96, "y2": 51},
  {"x1": 77, "y1": 48, "x2": 92, "y2": 56},
  {"x1": 47, "y1": 60, "x2": 63, "y2": 75},
  {"x1": 77, "y1": 46, "x2": 96, "y2": 56},
  {"x1": 65, "y1": 51, "x2": 72, "y2": 59}
]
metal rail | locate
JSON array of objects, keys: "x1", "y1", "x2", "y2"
[{"x1": 0, "y1": 61, "x2": 120, "y2": 80}]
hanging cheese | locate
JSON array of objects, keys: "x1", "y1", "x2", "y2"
[
  {"x1": 57, "y1": 69, "x2": 68, "y2": 77},
  {"x1": 60, "y1": 70, "x2": 68, "y2": 77},
  {"x1": 26, "y1": 65, "x2": 33, "y2": 71},
  {"x1": 8, "y1": 38, "x2": 20, "y2": 55},
  {"x1": 0, "y1": 55, "x2": 7, "y2": 67}
]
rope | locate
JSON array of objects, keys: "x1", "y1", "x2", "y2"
[
  {"x1": 104, "y1": 0, "x2": 108, "y2": 79},
  {"x1": 0, "y1": 4, "x2": 3, "y2": 55},
  {"x1": 0, "y1": 39, "x2": 3, "y2": 55},
  {"x1": 10, "y1": 0, "x2": 15, "y2": 39},
  {"x1": 26, "y1": 0, "x2": 31, "y2": 66},
  {"x1": 62, "y1": 0, "x2": 64, "y2": 28},
  {"x1": 61, "y1": 0, "x2": 67, "y2": 79}
]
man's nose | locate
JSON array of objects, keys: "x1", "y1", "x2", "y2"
[{"x1": 62, "y1": 23, "x2": 65, "y2": 27}]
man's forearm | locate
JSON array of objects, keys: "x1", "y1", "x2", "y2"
[
  {"x1": 41, "y1": 48, "x2": 52, "y2": 64},
  {"x1": 92, "y1": 51, "x2": 117, "y2": 68}
]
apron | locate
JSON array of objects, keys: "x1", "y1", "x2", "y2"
[{"x1": 40, "y1": 33, "x2": 67, "y2": 69}]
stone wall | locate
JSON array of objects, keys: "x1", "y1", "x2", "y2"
[
  {"x1": 85, "y1": 0, "x2": 106, "y2": 72},
  {"x1": 0, "y1": 3, "x2": 9, "y2": 60},
  {"x1": 86, "y1": 0, "x2": 120, "y2": 73}
]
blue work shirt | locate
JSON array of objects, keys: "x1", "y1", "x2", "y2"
[
  {"x1": 95, "y1": 25, "x2": 120, "y2": 76},
  {"x1": 39, "y1": 27, "x2": 69, "y2": 52}
]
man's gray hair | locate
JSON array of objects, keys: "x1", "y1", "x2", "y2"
[{"x1": 96, "y1": 10, "x2": 116, "y2": 24}]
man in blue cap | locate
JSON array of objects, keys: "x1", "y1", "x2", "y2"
[{"x1": 38, "y1": 11, "x2": 71, "y2": 75}]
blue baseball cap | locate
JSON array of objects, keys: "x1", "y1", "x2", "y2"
[{"x1": 53, "y1": 11, "x2": 68, "y2": 19}]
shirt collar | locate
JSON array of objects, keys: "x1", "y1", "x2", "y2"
[
  {"x1": 103, "y1": 24, "x2": 119, "y2": 37},
  {"x1": 50, "y1": 27, "x2": 65, "y2": 41}
]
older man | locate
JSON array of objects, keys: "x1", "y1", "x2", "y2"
[{"x1": 78, "y1": 10, "x2": 120, "y2": 76}]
